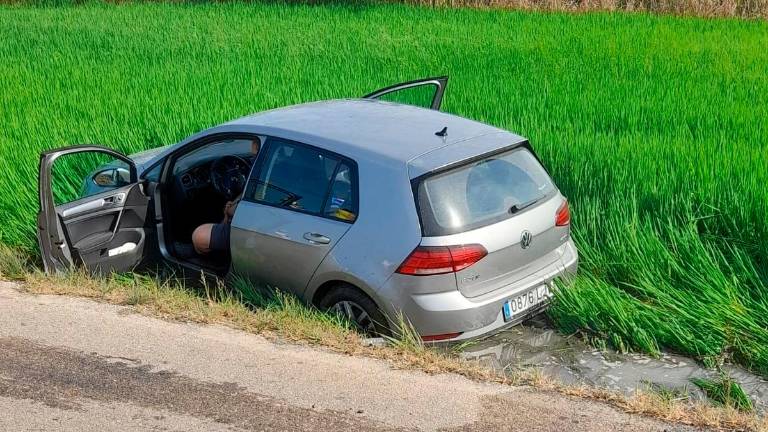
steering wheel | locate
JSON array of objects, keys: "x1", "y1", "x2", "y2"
[{"x1": 210, "y1": 155, "x2": 251, "y2": 200}]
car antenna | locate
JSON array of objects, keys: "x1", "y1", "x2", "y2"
[{"x1": 435, "y1": 126, "x2": 448, "y2": 137}]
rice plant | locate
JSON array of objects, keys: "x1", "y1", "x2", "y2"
[
  {"x1": 691, "y1": 374, "x2": 754, "y2": 412},
  {"x1": 0, "y1": 3, "x2": 766, "y2": 376}
]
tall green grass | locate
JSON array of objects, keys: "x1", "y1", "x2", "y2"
[
  {"x1": 692, "y1": 374, "x2": 754, "y2": 412},
  {"x1": 1, "y1": 3, "x2": 766, "y2": 375}
]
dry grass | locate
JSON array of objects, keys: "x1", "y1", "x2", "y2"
[
  {"x1": 532, "y1": 373, "x2": 766, "y2": 430},
  {"x1": 398, "y1": 0, "x2": 768, "y2": 19},
  {"x1": 0, "y1": 0, "x2": 764, "y2": 19}
]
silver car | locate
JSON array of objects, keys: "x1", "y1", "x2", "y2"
[{"x1": 37, "y1": 77, "x2": 577, "y2": 341}]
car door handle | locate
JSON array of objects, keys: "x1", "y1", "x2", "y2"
[
  {"x1": 61, "y1": 199, "x2": 105, "y2": 218},
  {"x1": 303, "y1": 232, "x2": 331, "y2": 245},
  {"x1": 61, "y1": 193, "x2": 126, "y2": 218}
]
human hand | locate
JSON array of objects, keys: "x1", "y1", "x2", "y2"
[{"x1": 224, "y1": 201, "x2": 235, "y2": 217}]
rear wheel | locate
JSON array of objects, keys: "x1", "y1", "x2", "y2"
[{"x1": 318, "y1": 284, "x2": 390, "y2": 337}]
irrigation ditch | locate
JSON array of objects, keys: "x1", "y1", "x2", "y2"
[{"x1": 458, "y1": 315, "x2": 768, "y2": 414}]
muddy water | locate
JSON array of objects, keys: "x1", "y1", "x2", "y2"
[{"x1": 459, "y1": 317, "x2": 768, "y2": 412}]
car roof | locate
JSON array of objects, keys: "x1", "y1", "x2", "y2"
[{"x1": 225, "y1": 99, "x2": 527, "y2": 168}]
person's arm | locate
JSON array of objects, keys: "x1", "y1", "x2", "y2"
[{"x1": 222, "y1": 194, "x2": 242, "y2": 224}]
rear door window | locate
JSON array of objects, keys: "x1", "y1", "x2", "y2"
[
  {"x1": 323, "y1": 161, "x2": 357, "y2": 222},
  {"x1": 417, "y1": 148, "x2": 555, "y2": 236},
  {"x1": 245, "y1": 138, "x2": 358, "y2": 222}
]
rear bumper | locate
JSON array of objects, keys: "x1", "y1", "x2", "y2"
[{"x1": 376, "y1": 239, "x2": 578, "y2": 342}]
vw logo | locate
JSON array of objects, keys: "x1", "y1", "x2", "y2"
[{"x1": 520, "y1": 230, "x2": 533, "y2": 249}]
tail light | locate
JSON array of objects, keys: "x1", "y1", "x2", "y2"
[
  {"x1": 396, "y1": 244, "x2": 487, "y2": 276},
  {"x1": 555, "y1": 200, "x2": 570, "y2": 227}
]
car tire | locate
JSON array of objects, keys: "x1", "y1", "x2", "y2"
[{"x1": 319, "y1": 284, "x2": 390, "y2": 337}]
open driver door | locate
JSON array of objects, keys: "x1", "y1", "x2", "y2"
[{"x1": 37, "y1": 145, "x2": 152, "y2": 274}]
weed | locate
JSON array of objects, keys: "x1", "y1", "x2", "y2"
[
  {"x1": 383, "y1": 311, "x2": 426, "y2": 353},
  {"x1": 0, "y1": 243, "x2": 30, "y2": 280}
]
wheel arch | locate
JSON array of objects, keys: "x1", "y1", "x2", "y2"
[{"x1": 308, "y1": 274, "x2": 381, "y2": 310}]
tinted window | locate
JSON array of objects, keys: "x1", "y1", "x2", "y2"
[
  {"x1": 417, "y1": 148, "x2": 555, "y2": 236},
  {"x1": 246, "y1": 139, "x2": 343, "y2": 216},
  {"x1": 323, "y1": 162, "x2": 357, "y2": 222}
]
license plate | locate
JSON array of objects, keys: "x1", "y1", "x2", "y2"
[{"x1": 502, "y1": 285, "x2": 551, "y2": 322}]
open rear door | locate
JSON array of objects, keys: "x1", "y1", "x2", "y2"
[
  {"x1": 363, "y1": 76, "x2": 448, "y2": 110},
  {"x1": 38, "y1": 145, "x2": 151, "y2": 274}
]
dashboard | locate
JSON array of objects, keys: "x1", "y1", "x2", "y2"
[
  {"x1": 179, "y1": 163, "x2": 212, "y2": 191},
  {"x1": 175, "y1": 154, "x2": 255, "y2": 198}
]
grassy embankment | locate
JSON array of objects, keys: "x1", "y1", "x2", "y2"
[{"x1": 1, "y1": 2, "x2": 767, "y2": 389}]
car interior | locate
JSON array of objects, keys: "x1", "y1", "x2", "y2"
[
  {"x1": 163, "y1": 138, "x2": 259, "y2": 271},
  {"x1": 161, "y1": 135, "x2": 357, "y2": 273}
]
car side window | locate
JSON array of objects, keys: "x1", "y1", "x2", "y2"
[
  {"x1": 246, "y1": 140, "x2": 334, "y2": 214},
  {"x1": 245, "y1": 139, "x2": 357, "y2": 222},
  {"x1": 323, "y1": 162, "x2": 357, "y2": 222}
]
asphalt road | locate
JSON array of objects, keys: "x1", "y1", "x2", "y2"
[{"x1": 0, "y1": 281, "x2": 694, "y2": 432}]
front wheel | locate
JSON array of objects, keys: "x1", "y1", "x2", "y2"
[{"x1": 318, "y1": 284, "x2": 390, "y2": 337}]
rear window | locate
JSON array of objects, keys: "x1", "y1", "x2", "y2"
[{"x1": 416, "y1": 148, "x2": 556, "y2": 236}]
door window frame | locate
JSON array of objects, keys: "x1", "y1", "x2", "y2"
[
  {"x1": 37, "y1": 145, "x2": 140, "y2": 274},
  {"x1": 242, "y1": 136, "x2": 359, "y2": 225},
  {"x1": 157, "y1": 132, "x2": 266, "y2": 221},
  {"x1": 42, "y1": 146, "x2": 138, "y2": 205},
  {"x1": 363, "y1": 76, "x2": 448, "y2": 110},
  {"x1": 153, "y1": 132, "x2": 266, "y2": 273},
  {"x1": 160, "y1": 132, "x2": 265, "y2": 184}
]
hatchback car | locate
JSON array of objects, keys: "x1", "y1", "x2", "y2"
[{"x1": 38, "y1": 77, "x2": 578, "y2": 341}]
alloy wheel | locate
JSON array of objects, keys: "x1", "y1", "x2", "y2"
[{"x1": 331, "y1": 300, "x2": 375, "y2": 334}]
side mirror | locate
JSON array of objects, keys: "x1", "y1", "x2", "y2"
[{"x1": 92, "y1": 167, "x2": 131, "y2": 188}]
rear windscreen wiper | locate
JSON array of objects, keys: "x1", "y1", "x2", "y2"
[{"x1": 509, "y1": 198, "x2": 540, "y2": 215}]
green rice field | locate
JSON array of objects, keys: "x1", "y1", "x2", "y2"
[{"x1": 1, "y1": 3, "x2": 767, "y2": 375}]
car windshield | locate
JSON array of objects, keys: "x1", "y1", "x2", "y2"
[{"x1": 417, "y1": 147, "x2": 555, "y2": 236}]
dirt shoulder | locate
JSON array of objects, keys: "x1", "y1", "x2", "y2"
[{"x1": 0, "y1": 281, "x2": 696, "y2": 432}]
